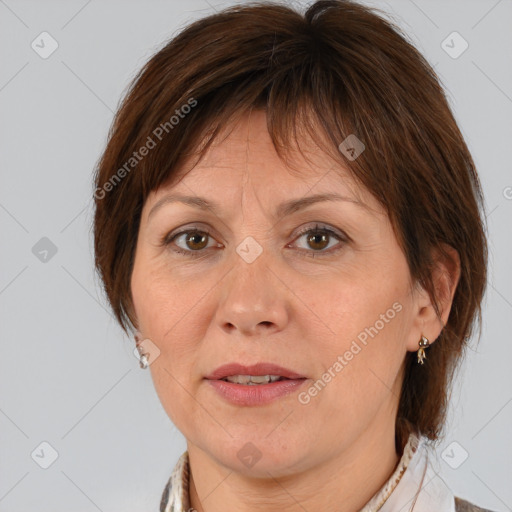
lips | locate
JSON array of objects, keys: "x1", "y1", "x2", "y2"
[
  {"x1": 204, "y1": 362, "x2": 306, "y2": 381},
  {"x1": 205, "y1": 362, "x2": 308, "y2": 406}
]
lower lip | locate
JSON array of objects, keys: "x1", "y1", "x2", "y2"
[{"x1": 206, "y1": 378, "x2": 308, "y2": 406}]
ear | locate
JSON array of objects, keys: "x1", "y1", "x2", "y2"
[{"x1": 406, "y1": 243, "x2": 461, "y2": 352}]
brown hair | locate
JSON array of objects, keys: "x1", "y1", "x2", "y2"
[{"x1": 92, "y1": 0, "x2": 488, "y2": 449}]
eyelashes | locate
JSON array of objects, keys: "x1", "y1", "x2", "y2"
[
  {"x1": 162, "y1": 227, "x2": 219, "y2": 256},
  {"x1": 160, "y1": 223, "x2": 348, "y2": 259},
  {"x1": 289, "y1": 224, "x2": 347, "y2": 257}
]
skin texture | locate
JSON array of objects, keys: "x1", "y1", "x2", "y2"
[{"x1": 130, "y1": 110, "x2": 460, "y2": 512}]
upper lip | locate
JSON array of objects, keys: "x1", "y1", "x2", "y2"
[{"x1": 205, "y1": 362, "x2": 306, "y2": 380}]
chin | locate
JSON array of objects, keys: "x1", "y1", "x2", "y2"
[{"x1": 209, "y1": 435, "x2": 310, "y2": 477}]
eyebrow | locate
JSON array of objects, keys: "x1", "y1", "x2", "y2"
[{"x1": 147, "y1": 192, "x2": 373, "y2": 221}]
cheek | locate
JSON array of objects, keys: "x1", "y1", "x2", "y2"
[
  {"x1": 131, "y1": 256, "x2": 216, "y2": 382},
  {"x1": 131, "y1": 253, "x2": 189, "y2": 333},
  {"x1": 133, "y1": 265, "x2": 207, "y2": 432},
  {"x1": 311, "y1": 269, "x2": 410, "y2": 399}
]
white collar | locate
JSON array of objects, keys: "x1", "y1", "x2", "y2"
[{"x1": 361, "y1": 432, "x2": 455, "y2": 512}]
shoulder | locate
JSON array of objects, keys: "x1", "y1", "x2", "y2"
[{"x1": 455, "y1": 496, "x2": 496, "y2": 512}]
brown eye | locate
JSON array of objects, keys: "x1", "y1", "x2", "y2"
[
  {"x1": 291, "y1": 224, "x2": 346, "y2": 257},
  {"x1": 163, "y1": 223, "x2": 346, "y2": 258},
  {"x1": 305, "y1": 231, "x2": 330, "y2": 251},
  {"x1": 163, "y1": 228, "x2": 220, "y2": 257},
  {"x1": 183, "y1": 231, "x2": 209, "y2": 251}
]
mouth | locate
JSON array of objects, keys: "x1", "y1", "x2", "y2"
[
  {"x1": 219, "y1": 375, "x2": 294, "y2": 385},
  {"x1": 204, "y1": 362, "x2": 308, "y2": 406},
  {"x1": 204, "y1": 362, "x2": 307, "y2": 383}
]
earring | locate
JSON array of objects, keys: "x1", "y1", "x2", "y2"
[
  {"x1": 417, "y1": 334, "x2": 430, "y2": 365},
  {"x1": 139, "y1": 353, "x2": 149, "y2": 370},
  {"x1": 134, "y1": 331, "x2": 149, "y2": 370}
]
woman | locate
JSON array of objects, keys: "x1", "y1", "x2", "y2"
[{"x1": 92, "y1": 1, "x2": 492, "y2": 510}]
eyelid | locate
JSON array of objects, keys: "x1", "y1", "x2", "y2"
[
  {"x1": 292, "y1": 222, "x2": 347, "y2": 240},
  {"x1": 288, "y1": 223, "x2": 348, "y2": 254},
  {"x1": 163, "y1": 223, "x2": 215, "y2": 243},
  {"x1": 161, "y1": 224, "x2": 219, "y2": 252}
]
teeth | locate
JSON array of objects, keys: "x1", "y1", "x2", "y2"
[{"x1": 223, "y1": 375, "x2": 283, "y2": 385}]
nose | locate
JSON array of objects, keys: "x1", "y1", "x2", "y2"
[{"x1": 214, "y1": 250, "x2": 289, "y2": 337}]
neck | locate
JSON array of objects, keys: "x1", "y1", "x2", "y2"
[{"x1": 188, "y1": 420, "x2": 401, "y2": 512}]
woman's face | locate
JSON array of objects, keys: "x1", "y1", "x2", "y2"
[{"x1": 131, "y1": 110, "x2": 427, "y2": 476}]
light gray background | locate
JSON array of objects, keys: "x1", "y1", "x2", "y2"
[{"x1": 0, "y1": 0, "x2": 511, "y2": 510}]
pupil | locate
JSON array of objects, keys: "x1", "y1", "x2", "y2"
[
  {"x1": 187, "y1": 232, "x2": 207, "y2": 250},
  {"x1": 309, "y1": 233, "x2": 328, "y2": 250}
]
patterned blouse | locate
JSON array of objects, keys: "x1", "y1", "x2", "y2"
[{"x1": 159, "y1": 431, "x2": 494, "y2": 512}]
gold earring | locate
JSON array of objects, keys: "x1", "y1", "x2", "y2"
[{"x1": 417, "y1": 335, "x2": 430, "y2": 365}]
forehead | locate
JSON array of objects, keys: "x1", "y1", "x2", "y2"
[
  {"x1": 152, "y1": 110, "x2": 375, "y2": 209},
  {"x1": 158, "y1": 111, "x2": 368, "y2": 198}
]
